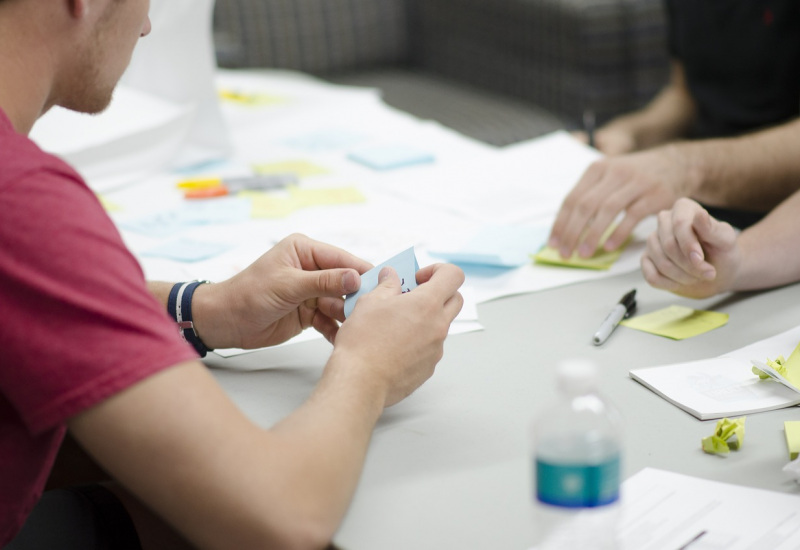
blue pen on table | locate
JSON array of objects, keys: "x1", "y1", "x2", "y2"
[
  {"x1": 583, "y1": 108, "x2": 596, "y2": 149},
  {"x1": 592, "y1": 288, "x2": 636, "y2": 345}
]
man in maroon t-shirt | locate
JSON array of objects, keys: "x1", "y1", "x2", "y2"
[{"x1": 0, "y1": 1, "x2": 464, "y2": 548}]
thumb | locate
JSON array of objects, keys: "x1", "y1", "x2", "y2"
[
  {"x1": 373, "y1": 266, "x2": 402, "y2": 295},
  {"x1": 295, "y1": 268, "x2": 361, "y2": 302},
  {"x1": 692, "y1": 208, "x2": 734, "y2": 253}
]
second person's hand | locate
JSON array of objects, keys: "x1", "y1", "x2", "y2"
[{"x1": 548, "y1": 144, "x2": 697, "y2": 259}]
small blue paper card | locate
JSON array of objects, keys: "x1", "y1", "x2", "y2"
[
  {"x1": 347, "y1": 145, "x2": 434, "y2": 170},
  {"x1": 429, "y1": 225, "x2": 549, "y2": 268},
  {"x1": 142, "y1": 238, "x2": 233, "y2": 262},
  {"x1": 344, "y1": 247, "x2": 419, "y2": 318}
]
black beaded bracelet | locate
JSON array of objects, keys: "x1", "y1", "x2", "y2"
[{"x1": 167, "y1": 280, "x2": 213, "y2": 357}]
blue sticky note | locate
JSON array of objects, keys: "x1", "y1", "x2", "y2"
[
  {"x1": 429, "y1": 225, "x2": 549, "y2": 268},
  {"x1": 347, "y1": 145, "x2": 434, "y2": 170},
  {"x1": 283, "y1": 129, "x2": 368, "y2": 152},
  {"x1": 120, "y1": 198, "x2": 251, "y2": 238},
  {"x1": 120, "y1": 210, "x2": 191, "y2": 238},
  {"x1": 344, "y1": 247, "x2": 419, "y2": 318},
  {"x1": 141, "y1": 238, "x2": 233, "y2": 262}
]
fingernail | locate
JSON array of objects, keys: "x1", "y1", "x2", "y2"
[
  {"x1": 702, "y1": 269, "x2": 715, "y2": 280},
  {"x1": 690, "y1": 251, "x2": 703, "y2": 264},
  {"x1": 378, "y1": 267, "x2": 392, "y2": 283},
  {"x1": 548, "y1": 237, "x2": 559, "y2": 249},
  {"x1": 603, "y1": 239, "x2": 616, "y2": 252},
  {"x1": 578, "y1": 243, "x2": 593, "y2": 258},
  {"x1": 559, "y1": 247, "x2": 571, "y2": 259},
  {"x1": 342, "y1": 271, "x2": 357, "y2": 292}
]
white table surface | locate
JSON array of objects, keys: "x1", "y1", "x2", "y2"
[{"x1": 204, "y1": 268, "x2": 800, "y2": 550}]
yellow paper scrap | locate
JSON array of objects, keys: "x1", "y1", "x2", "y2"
[
  {"x1": 702, "y1": 417, "x2": 746, "y2": 455},
  {"x1": 252, "y1": 160, "x2": 329, "y2": 179},
  {"x1": 218, "y1": 89, "x2": 285, "y2": 106},
  {"x1": 620, "y1": 305, "x2": 728, "y2": 340},
  {"x1": 288, "y1": 186, "x2": 366, "y2": 207},
  {"x1": 785, "y1": 421, "x2": 800, "y2": 460},
  {"x1": 96, "y1": 194, "x2": 122, "y2": 212}
]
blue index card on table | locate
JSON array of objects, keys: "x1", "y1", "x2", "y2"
[
  {"x1": 429, "y1": 225, "x2": 549, "y2": 268},
  {"x1": 344, "y1": 247, "x2": 419, "y2": 318},
  {"x1": 347, "y1": 145, "x2": 434, "y2": 170}
]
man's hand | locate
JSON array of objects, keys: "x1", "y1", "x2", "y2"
[
  {"x1": 548, "y1": 144, "x2": 696, "y2": 259},
  {"x1": 193, "y1": 234, "x2": 373, "y2": 350},
  {"x1": 641, "y1": 198, "x2": 741, "y2": 299},
  {"x1": 329, "y1": 263, "x2": 464, "y2": 408},
  {"x1": 572, "y1": 126, "x2": 637, "y2": 156}
]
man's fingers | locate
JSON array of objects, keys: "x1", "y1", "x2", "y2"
[
  {"x1": 289, "y1": 233, "x2": 374, "y2": 274},
  {"x1": 548, "y1": 161, "x2": 607, "y2": 253},
  {"x1": 414, "y1": 263, "x2": 465, "y2": 299},
  {"x1": 294, "y1": 268, "x2": 361, "y2": 303},
  {"x1": 317, "y1": 296, "x2": 345, "y2": 323},
  {"x1": 312, "y1": 312, "x2": 339, "y2": 344},
  {"x1": 646, "y1": 230, "x2": 705, "y2": 287}
]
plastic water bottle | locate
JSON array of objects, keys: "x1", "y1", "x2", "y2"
[{"x1": 530, "y1": 359, "x2": 623, "y2": 549}]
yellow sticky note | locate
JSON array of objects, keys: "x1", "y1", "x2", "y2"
[
  {"x1": 288, "y1": 186, "x2": 366, "y2": 207},
  {"x1": 218, "y1": 89, "x2": 285, "y2": 106},
  {"x1": 620, "y1": 305, "x2": 728, "y2": 340},
  {"x1": 785, "y1": 421, "x2": 800, "y2": 460},
  {"x1": 533, "y1": 226, "x2": 629, "y2": 270},
  {"x1": 532, "y1": 244, "x2": 624, "y2": 270},
  {"x1": 252, "y1": 160, "x2": 329, "y2": 179},
  {"x1": 241, "y1": 191, "x2": 300, "y2": 219}
]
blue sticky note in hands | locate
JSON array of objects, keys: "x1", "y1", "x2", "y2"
[
  {"x1": 347, "y1": 145, "x2": 434, "y2": 170},
  {"x1": 344, "y1": 247, "x2": 419, "y2": 318}
]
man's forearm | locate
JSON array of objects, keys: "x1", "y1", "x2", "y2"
[
  {"x1": 685, "y1": 118, "x2": 800, "y2": 211},
  {"x1": 604, "y1": 60, "x2": 696, "y2": 151}
]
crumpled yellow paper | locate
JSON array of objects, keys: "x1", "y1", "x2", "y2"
[
  {"x1": 752, "y1": 341, "x2": 800, "y2": 389},
  {"x1": 702, "y1": 417, "x2": 746, "y2": 455}
]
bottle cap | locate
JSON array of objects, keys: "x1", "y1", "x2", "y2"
[{"x1": 556, "y1": 359, "x2": 599, "y2": 395}]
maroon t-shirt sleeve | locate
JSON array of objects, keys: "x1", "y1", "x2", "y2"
[{"x1": 0, "y1": 166, "x2": 198, "y2": 435}]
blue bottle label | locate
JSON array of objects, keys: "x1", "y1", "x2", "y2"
[{"x1": 535, "y1": 455, "x2": 620, "y2": 508}]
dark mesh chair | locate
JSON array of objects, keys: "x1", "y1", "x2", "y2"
[{"x1": 213, "y1": 0, "x2": 669, "y2": 147}]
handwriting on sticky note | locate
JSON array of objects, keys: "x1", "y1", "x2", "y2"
[
  {"x1": 702, "y1": 417, "x2": 745, "y2": 455},
  {"x1": 344, "y1": 247, "x2": 419, "y2": 318},
  {"x1": 620, "y1": 305, "x2": 728, "y2": 340}
]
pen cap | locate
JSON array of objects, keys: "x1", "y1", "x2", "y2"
[{"x1": 556, "y1": 359, "x2": 599, "y2": 397}]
